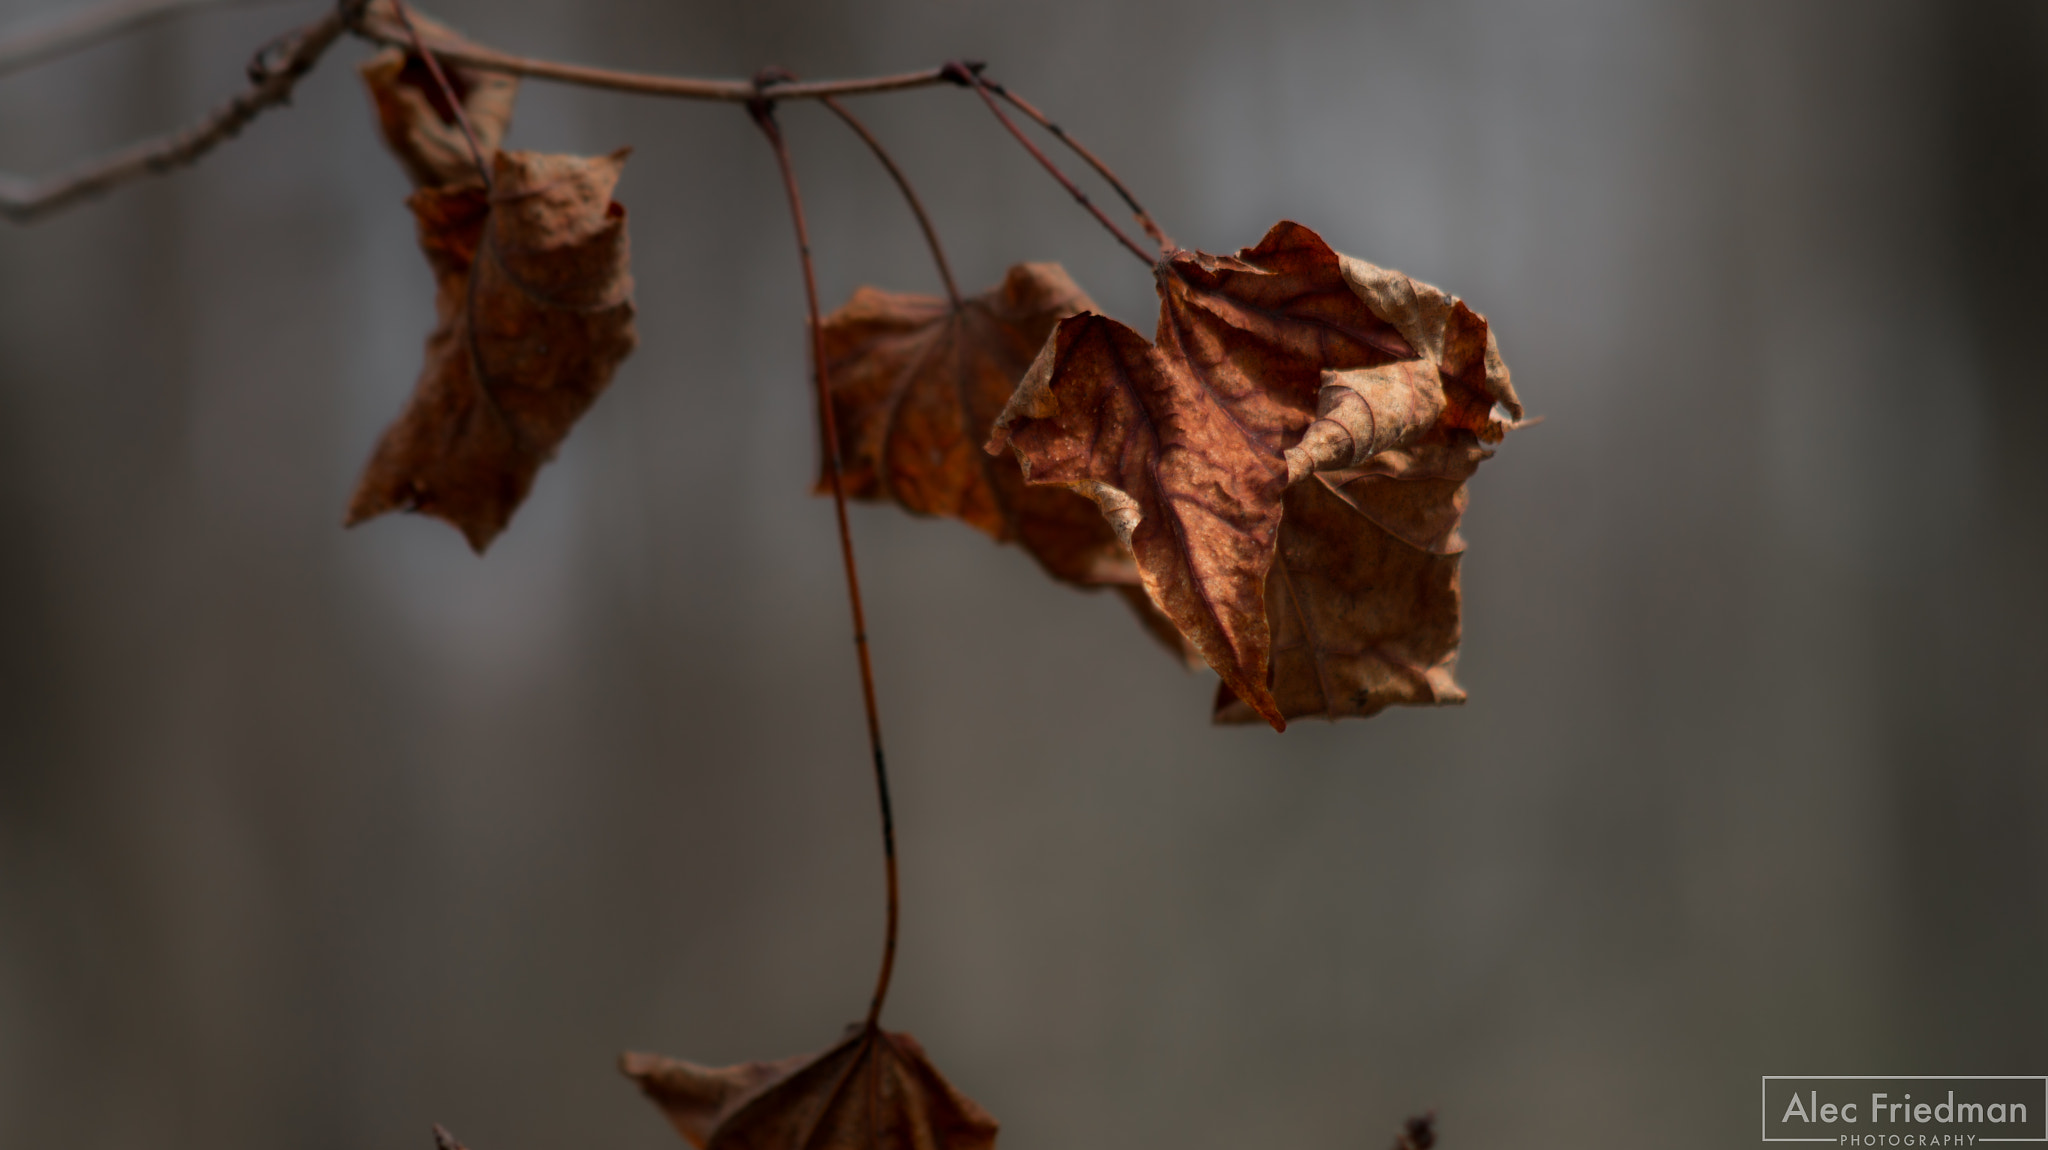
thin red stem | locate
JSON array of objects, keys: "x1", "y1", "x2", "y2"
[
  {"x1": 948, "y1": 62, "x2": 1154, "y2": 266},
  {"x1": 980, "y1": 76, "x2": 1172, "y2": 250},
  {"x1": 749, "y1": 87, "x2": 900, "y2": 1029},
  {"x1": 389, "y1": 0, "x2": 491, "y2": 190},
  {"x1": 821, "y1": 95, "x2": 961, "y2": 308}
]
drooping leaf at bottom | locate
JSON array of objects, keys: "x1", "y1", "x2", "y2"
[
  {"x1": 346, "y1": 148, "x2": 638, "y2": 552},
  {"x1": 623, "y1": 1023, "x2": 999, "y2": 1150},
  {"x1": 819, "y1": 265, "x2": 1195, "y2": 663}
]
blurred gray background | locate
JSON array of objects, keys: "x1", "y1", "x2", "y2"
[{"x1": 2, "y1": 1, "x2": 2044, "y2": 1148}]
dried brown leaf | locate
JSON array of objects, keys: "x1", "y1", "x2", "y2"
[
  {"x1": 820, "y1": 264, "x2": 1196, "y2": 663},
  {"x1": 623, "y1": 1023, "x2": 998, "y2": 1150},
  {"x1": 356, "y1": 3, "x2": 517, "y2": 190},
  {"x1": 1211, "y1": 469, "x2": 1464, "y2": 723},
  {"x1": 346, "y1": 148, "x2": 637, "y2": 552},
  {"x1": 989, "y1": 221, "x2": 1519, "y2": 729}
]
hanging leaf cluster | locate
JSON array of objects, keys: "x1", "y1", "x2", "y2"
[
  {"x1": 0, "y1": 0, "x2": 1536, "y2": 1141},
  {"x1": 341, "y1": 13, "x2": 1521, "y2": 733},
  {"x1": 317, "y1": 6, "x2": 1526, "y2": 1146}
]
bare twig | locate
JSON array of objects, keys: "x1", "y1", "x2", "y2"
[
  {"x1": 0, "y1": 0, "x2": 285, "y2": 78},
  {"x1": 749, "y1": 81, "x2": 901, "y2": 1029},
  {"x1": 979, "y1": 75, "x2": 1172, "y2": 250},
  {"x1": 820, "y1": 95, "x2": 959, "y2": 307},
  {"x1": 3, "y1": 2, "x2": 1172, "y2": 234},
  {"x1": 353, "y1": 8, "x2": 951, "y2": 104},
  {"x1": 0, "y1": 2, "x2": 355, "y2": 222},
  {"x1": 946, "y1": 60, "x2": 1156, "y2": 266}
]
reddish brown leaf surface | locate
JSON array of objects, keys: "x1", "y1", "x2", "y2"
[
  {"x1": 623, "y1": 1023, "x2": 998, "y2": 1150},
  {"x1": 989, "y1": 221, "x2": 1519, "y2": 729},
  {"x1": 1211, "y1": 468, "x2": 1464, "y2": 723},
  {"x1": 356, "y1": 5, "x2": 517, "y2": 190},
  {"x1": 819, "y1": 264, "x2": 1196, "y2": 662},
  {"x1": 345, "y1": 148, "x2": 638, "y2": 552}
]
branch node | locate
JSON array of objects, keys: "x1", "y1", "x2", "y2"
[
  {"x1": 938, "y1": 59, "x2": 983, "y2": 86},
  {"x1": 748, "y1": 65, "x2": 793, "y2": 127}
]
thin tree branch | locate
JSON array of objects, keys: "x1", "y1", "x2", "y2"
[
  {"x1": 749, "y1": 82, "x2": 901, "y2": 1029},
  {"x1": 0, "y1": 0, "x2": 286, "y2": 78},
  {"x1": 979, "y1": 75, "x2": 1172, "y2": 250},
  {"x1": 0, "y1": 1, "x2": 951, "y2": 225},
  {"x1": 353, "y1": 8, "x2": 951, "y2": 104},
  {"x1": 0, "y1": 1, "x2": 356, "y2": 222},
  {"x1": 820, "y1": 95, "x2": 959, "y2": 308},
  {"x1": 1, "y1": 2, "x2": 1170, "y2": 247},
  {"x1": 946, "y1": 61, "x2": 1156, "y2": 267}
]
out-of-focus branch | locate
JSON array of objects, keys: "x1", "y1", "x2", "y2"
[
  {"x1": 0, "y1": 0, "x2": 286, "y2": 78},
  {"x1": 0, "y1": 2, "x2": 353, "y2": 222}
]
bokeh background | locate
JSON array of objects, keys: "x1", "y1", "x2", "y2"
[{"x1": 3, "y1": 1, "x2": 2045, "y2": 1148}]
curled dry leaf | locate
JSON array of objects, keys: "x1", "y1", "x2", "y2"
[
  {"x1": 346, "y1": 149, "x2": 638, "y2": 552},
  {"x1": 356, "y1": 3, "x2": 517, "y2": 190},
  {"x1": 989, "y1": 221, "x2": 1519, "y2": 729},
  {"x1": 819, "y1": 264, "x2": 1196, "y2": 663},
  {"x1": 622, "y1": 1022, "x2": 998, "y2": 1150}
]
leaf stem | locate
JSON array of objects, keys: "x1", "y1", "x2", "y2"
[
  {"x1": 819, "y1": 96, "x2": 960, "y2": 308},
  {"x1": 944, "y1": 61, "x2": 1155, "y2": 267},
  {"x1": 978, "y1": 75, "x2": 1172, "y2": 250},
  {"x1": 387, "y1": 0, "x2": 491, "y2": 191},
  {"x1": 749, "y1": 81, "x2": 900, "y2": 1029}
]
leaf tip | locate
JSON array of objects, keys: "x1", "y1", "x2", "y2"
[{"x1": 1212, "y1": 680, "x2": 1289, "y2": 731}]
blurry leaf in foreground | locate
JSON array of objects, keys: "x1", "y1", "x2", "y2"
[{"x1": 623, "y1": 1022, "x2": 998, "y2": 1150}]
